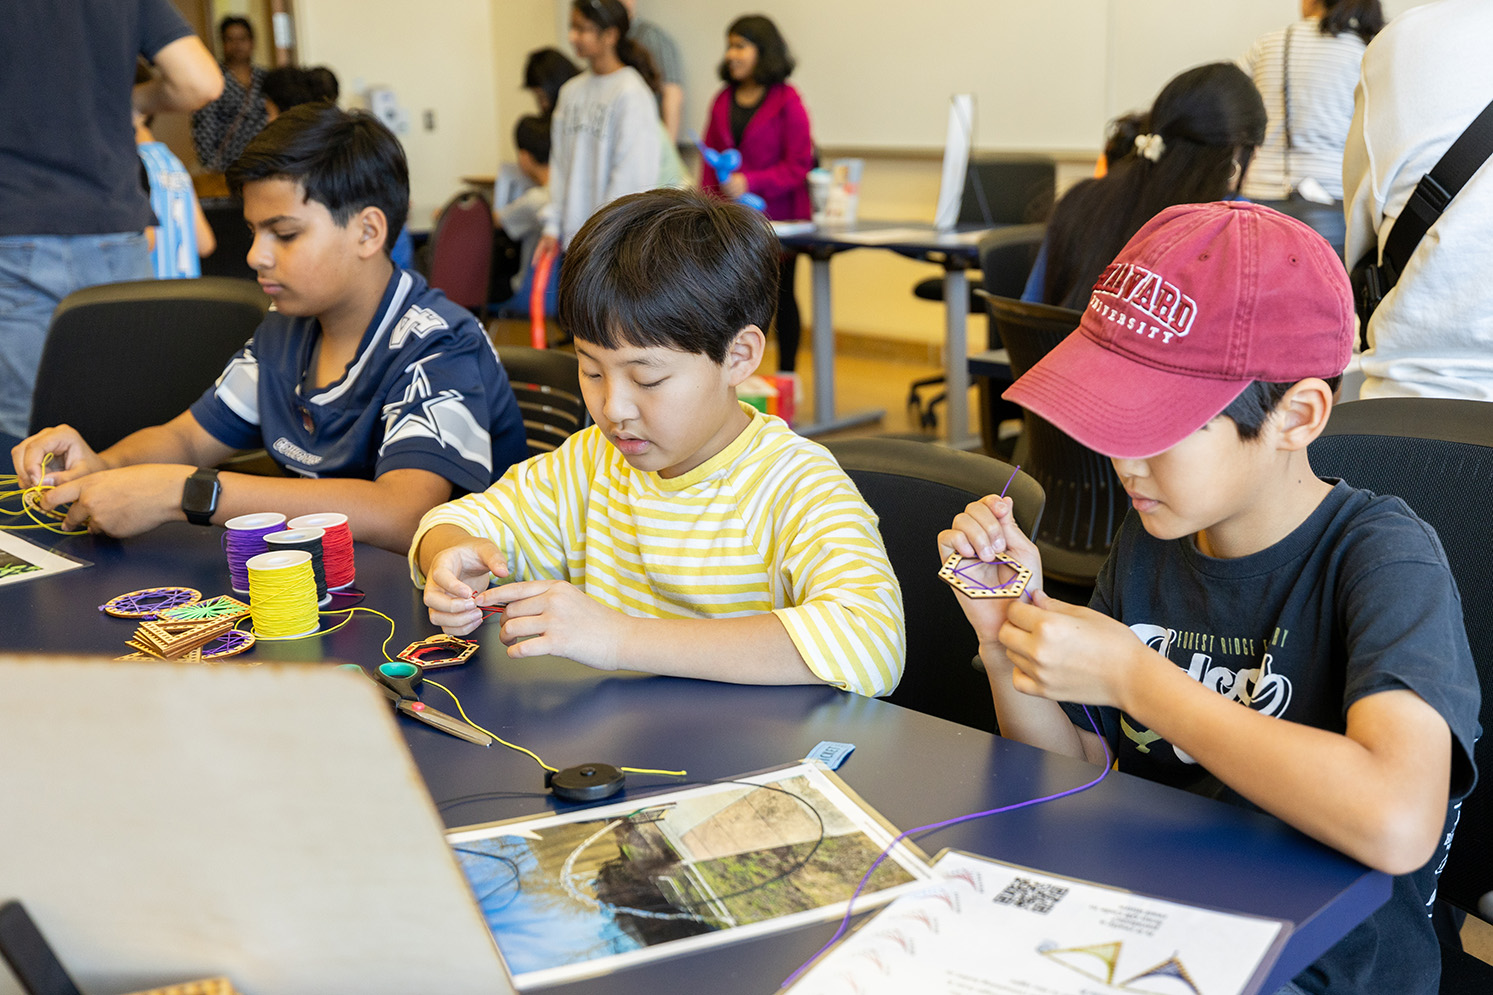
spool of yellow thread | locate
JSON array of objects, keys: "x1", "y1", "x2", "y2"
[{"x1": 246, "y1": 550, "x2": 320, "y2": 639}]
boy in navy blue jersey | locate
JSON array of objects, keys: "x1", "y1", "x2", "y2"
[
  {"x1": 942, "y1": 202, "x2": 1480, "y2": 995},
  {"x1": 11, "y1": 104, "x2": 527, "y2": 552}
]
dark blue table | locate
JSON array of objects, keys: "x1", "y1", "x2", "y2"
[{"x1": 0, "y1": 515, "x2": 1389, "y2": 993}]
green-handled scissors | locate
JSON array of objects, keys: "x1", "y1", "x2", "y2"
[{"x1": 341, "y1": 662, "x2": 492, "y2": 747}]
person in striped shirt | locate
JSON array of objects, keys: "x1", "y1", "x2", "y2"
[{"x1": 411, "y1": 189, "x2": 905, "y2": 696}]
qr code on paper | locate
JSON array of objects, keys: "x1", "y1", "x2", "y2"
[{"x1": 993, "y1": 877, "x2": 1068, "y2": 914}]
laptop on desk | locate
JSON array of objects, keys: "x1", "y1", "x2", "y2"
[{"x1": 0, "y1": 656, "x2": 518, "y2": 995}]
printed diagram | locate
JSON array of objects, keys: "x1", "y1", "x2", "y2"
[{"x1": 1039, "y1": 940, "x2": 1203, "y2": 995}]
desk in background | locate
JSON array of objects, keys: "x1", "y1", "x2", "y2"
[
  {"x1": 776, "y1": 222, "x2": 988, "y2": 448},
  {"x1": 0, "y1": 518, "x2": 1389, "y2": 993}
]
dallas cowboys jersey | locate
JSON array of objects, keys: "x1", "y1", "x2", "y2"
[{"x1": 190, "y1": 268, "x2": 527, "y2": 493}]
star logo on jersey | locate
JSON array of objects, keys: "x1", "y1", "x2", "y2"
[
  {"x1": 380, "y1": 355, "x2": 492, "y2": 471},
  {"x1": 389, "y1": 306, "x2": 449, "y2": 349}
]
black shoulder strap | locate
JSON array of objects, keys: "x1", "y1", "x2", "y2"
[{"x1": 1380, "y1": 95, "x2": 1493, "y2": 284}]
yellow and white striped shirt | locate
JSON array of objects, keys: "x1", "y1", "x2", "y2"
[{"x1": 409, "y1": 405, "x2": 904, "y2": 696}]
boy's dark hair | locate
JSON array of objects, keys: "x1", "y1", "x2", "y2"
[
  {"x1": 514, "y1": 115, "x2": 550, "y2": 165},
  {"x1": 227, "y1": 103, "x2": 409, "y2": 254},
  {"x1": 262, "y1": 67, "x2": 320, "y2": 114},
  {"x1": 718, "y1": 15, "x2": 796, "y2": 87},
  {"x1": 559, "y1": 188, "x2": 779, "y2": 363},
  {"x1": 306, "y1": 65, "x2": 340, "y2": 101},
  {"x1": 219, "y1": 15, "x2": 252, "y2": 41},
  {"x1": 1224, "y1": 377, "x2": 1344, "y2": 440},
  {"x1": 522, "y1": 48, "x2": 580, "y2": 113}
]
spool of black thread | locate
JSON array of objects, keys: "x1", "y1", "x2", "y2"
[{"x1": 265, "y1": 527, "x2": 330, "y2": 605}]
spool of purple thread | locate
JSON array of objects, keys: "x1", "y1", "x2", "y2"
[{"x1": 223, "y1": 513, "x2": 288, "y2": 593}]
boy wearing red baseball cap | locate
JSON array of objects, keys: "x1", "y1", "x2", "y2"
[{"x1": 941, "y1": 201, "x2": 1479, "y2": 995}]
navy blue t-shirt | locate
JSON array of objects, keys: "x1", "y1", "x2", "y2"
[
  {"x1": 0, "y1": 0, "x2": 191, "y2": 235},
  {"x1": 1065, "y1": 481, "x2": 1480, "y2": 995},
  {"x1": 191, "y1": 268, "x2": 528, "y2": 493}
]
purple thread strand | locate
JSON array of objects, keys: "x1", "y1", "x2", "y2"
[
  {"x1": 952, "y1": 559, "x2": 1021, "y2": 592},
  {"x1": 998, "y1": 464, "x2": 1022, "y2": 499},
  {"x1": 780, "y1": 706, "x2": 1112, "y2": 988}
]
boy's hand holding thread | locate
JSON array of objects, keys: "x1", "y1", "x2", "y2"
[
  {"x1": 495, "y1": 578, "x2": 627, "y2": 670},
  {"x1": 1000, "y1": 591, "x2": 1155, "y2": 710},
  {"x1": 10, "y1": 425, "x2": 107, "y2": 489},
  {"x1": 936, "y1": 494, "x2": 1044, "y2": 647},
  {"x1": 422, "y1": 525, "x2": 510, "y2": 636}
]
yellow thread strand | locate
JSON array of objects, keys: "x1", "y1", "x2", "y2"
[
  {"x1": 0, "y1": 454, "x2": 88, "y2": 535},
  {"x1": 316, "y1": 606, "x2": 399, "y2": 661},
  {"x1": 422, "y1": 677, "x2": 686, "y2": 778}
]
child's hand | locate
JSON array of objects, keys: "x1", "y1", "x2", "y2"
[
  {"x1": 42, "y1": 464, "x2": 193, "y2": 535},
  {"x1": 936, "y1": 494, "x2": 1044, "y2": 644},
  {"x1": 999, "y1": 591, "x2": 1147, "y2": 708},
  {"x1": 495, "y1": 579, "x2": 630, "y2": 670},
  {"x1": 424, "y1": 539, "x2": 510, "y2": 635},
  {"x1": 10, "y1": 425, "x2": 106, "y2": 489}
]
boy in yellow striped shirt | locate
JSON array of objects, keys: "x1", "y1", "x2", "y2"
[{"x1": 410, "y1": 189, "x2": 904, "y2": 696}]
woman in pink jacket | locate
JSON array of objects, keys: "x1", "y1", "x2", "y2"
[{"x1": 701, "y1": 14, "x2": 813, "y2": 373}]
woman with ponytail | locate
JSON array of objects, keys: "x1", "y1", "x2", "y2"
[
  {"x1": 537, "y1": 0, "x2": 663, "y2": 258},
  {"x1": 1024, "y1": 63, "x2": 1267, "y2": 310},
  {"x1": 1241, "y1": 0, "x2": 1385, "y2": 257}
]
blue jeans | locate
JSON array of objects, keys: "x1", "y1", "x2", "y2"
[{"x1": 0, "y1": 232, "x2": 152, "y2": 437}]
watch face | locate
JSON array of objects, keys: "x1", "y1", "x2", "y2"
[{"x1": 183, "y1": 472, "x2": 221, "y2": 521}]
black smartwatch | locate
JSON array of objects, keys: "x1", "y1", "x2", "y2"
[{"x1": 181, "y1": 468, "x2": 222, "y2": 526}]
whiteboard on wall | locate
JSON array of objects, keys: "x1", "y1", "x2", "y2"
[{"x1": 631, "y1": 0, "x2": 1432, "y2": 153}]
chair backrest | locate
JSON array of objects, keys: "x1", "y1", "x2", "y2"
[
  {"x1": 428, "y1": 192, "x2": 494, "y2": 313},
  {"x1": 980, "y1": 293, "x2": 1128, "y2": 588},
  {"x1": 28, "y1": 278, "x2": 269, "y2": 450},
  {"x1": 825, "y1": 438, "x2": 1044, "y2": 732},
  {"x1": 977, "y1": 223, "x2": 1047, "y2": 303},
  {"x1": 196, "y1": 197, "x2": 257, "y2": 281},
  {"x1": 495, "y1": 346, "x2": 589, "y2": 457},
  {"x1": 1308, "y1": 397, "x2": 1493, "y2": 916},
  {"x1": 960, "y1": 156, "x2": 1056, "y2": 226}
]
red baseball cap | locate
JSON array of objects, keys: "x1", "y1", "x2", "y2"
[{"x1": 1003, "y1": 201, "x2": 1353, "y2": 459}]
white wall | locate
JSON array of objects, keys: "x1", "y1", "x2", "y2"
[{"x1": 296, "y1": 0, "x2": 504, "y2": 224}]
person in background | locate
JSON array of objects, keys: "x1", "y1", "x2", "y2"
[
  {"x1": 262, "y1": 66, "x2": 321, "y2": 122},
  {"x1": 134, "y1": 104, "x2": 216, "y2": 279},
  {"x1": 701, "y1": 14, "x2": 813, "y2": 374},
  {"x1": 1023, "y1": 63, "x2": 1266, "y2": 310},
  {"x1": 1241, "y1": 0, "x2": 1385, "y2": 258},
  {"x1": 522, "y1": 48, "x2": 582, "y2": 118},
  {"x1": 537, "y1": 0, "x2": 663, "y2": 258},
  {"x1": 1094, "y1": 112, "x2": 1145, "y2": 178},
  {"x1": 1344, "y1": 0, "x2": 1493, "y2": 400},
  {"x1": 620, "y1": 0, "x2": 685, "y2": 146},
  {"x1": 0, "y1": 0, "x2": 221, "y2": 440},
  {"x1": 192, "y1": 15, "x2": 269, "y2": 174},
  {"x1": 493, "y1": 116, "x2": 557, "y2": 317}
]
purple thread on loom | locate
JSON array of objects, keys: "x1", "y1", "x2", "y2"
[
  {"x1": 953, "y1": 558, "x2": 1021, "y2": 591},
  {"x1": 223, "y1": 514, "x2": 288, "y2": 593},
  {"x1": 780, "y1": 706, "x2": 1112, "y2": 988}
]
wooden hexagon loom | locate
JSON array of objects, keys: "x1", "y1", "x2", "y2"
[
  {"x1": 937, "y1": 550, "x2": 1033, "y2": 599},
  {"x1": 396, "y1": 633, "x2": 479, "y2": 669}
]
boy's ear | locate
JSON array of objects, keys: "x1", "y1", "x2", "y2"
[
  {"x1": 723, "y1": 324, "x2": 766, "y2": 388},
  {"x1": 352, "y1": 206, "x2": 389, "y2": 261},
  {"x1": 1274, "y1": 378, "x2": 1335, "y2": 452}
]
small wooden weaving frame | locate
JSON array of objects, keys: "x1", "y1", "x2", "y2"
[
  {"x1": 157, "y1": 595, "x2": 251, "y2": 624},
  {"x1": 937, "y1": 550, "x2": 1033, "y2": 600},
  {"x1": 129, "y1": 617, "x2": 236, "y2": 659},
  {"x1": 100, "y1": 586, "x2": 202, "y2": 619},
  {"x1": 396, "y1": 634, "x2": 478, "y2": 668}
]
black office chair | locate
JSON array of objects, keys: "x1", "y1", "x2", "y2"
[
  {"x1": 980, "y1": 294, "x2": 1126, "y2": 594},
  {"x1": 1307, "y1": 397, "x2": 1493, "y2": 993},
  {"x1": 196, "y1": 197, "x2": 256, "y2": 281},
  {"x1": 825, "y1": 438, "x2": 1044, "y2": 733},
  {"x1": 28, "y1": 278, "x2": 270, "y2": 451},
  {"x1": 496, "y1": 346, "x2": 589, "y2": 457}
]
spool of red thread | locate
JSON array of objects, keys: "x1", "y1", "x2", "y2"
[{"x1": 287, "y1": 512, "x2": 356, "y2": 590}]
